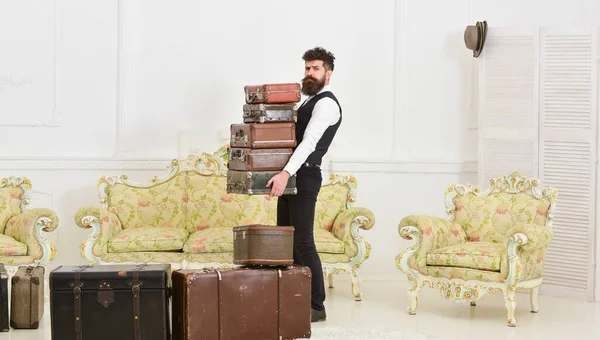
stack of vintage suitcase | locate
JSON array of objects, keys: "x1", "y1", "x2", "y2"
[{"x1": 226, "y1": 83, "x2": 301, "y2": 196}]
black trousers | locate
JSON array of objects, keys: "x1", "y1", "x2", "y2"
[{"x1": 276, "y1": 165, "x2": 325, "y2": 311}]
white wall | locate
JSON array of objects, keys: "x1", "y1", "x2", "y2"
[{"x1": 0, "y1": 0, "x2": 598, "y2": 302}]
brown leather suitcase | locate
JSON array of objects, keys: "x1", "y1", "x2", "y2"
[
  {"x1": 0, "y1": 264, "x2": 7, "y2": 332},
  {"x1": 226, "y1": 170, "x2": 297, "y2": 196},
  {"x1": 227, "y1": 147, "x2": 293, "y2": 171},
  {"x1": 244, "y1": 83, "x2": 301, "y2": 104},
  {"x1": 230, "y1": 122, "x2": 296, "y2": 149},
  {"x1": 233, "y1": 225, "x2": 294, "y2": 266},
  {"x1": 172, "y1": 266, "x2": 311, "y2": 340},
  {"x1": 49, "y1": 264, "x2": 171, "y2": 340},
  {"x1": 243, "y1": 103, "x2": 297, "y2": 123},
  {"x1": 10, "y1": 265, "x2": 44, "y2": 329}
]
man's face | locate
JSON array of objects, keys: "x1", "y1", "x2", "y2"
[{"x1": 302, "y1": 60, "x2": 331, "y2": 96}]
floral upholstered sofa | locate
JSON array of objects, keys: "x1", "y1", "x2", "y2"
[
  {"x1": 76, "y1": 145, "x2": 375, "y2": 300},
  {"x1": 0, "y1": 176, "x2": 59, "y2": 275},
  {"x1": 396, "y1": 171, "x2": 557, "y2": 327}
]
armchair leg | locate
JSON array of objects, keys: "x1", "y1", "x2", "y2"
[
  {"x1": 350, "y1": 270, "x2": 362, "y2": 301},
  {"x1": 504, "y1": 289, "x2": 517, "y2": 327},
  {"x1": 407, "y1": 276, "x2": 423, "y2": 315},
  {"x1": 530, "y1": 286, "x2": 540, "y2": 313},
  {"x1": 470, "y1": 301, "x2": 476, "y2": 307},
  {"x1": 327, "y1": 273, "x2": 335, "y2": 288}
]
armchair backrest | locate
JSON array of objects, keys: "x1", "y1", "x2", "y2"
[
  {"x1": 445, "y1": 172, "x2": 557, "y2": 244},
  {"x1": 0, "y1": 177, "x2": 29, "y2": 234}
]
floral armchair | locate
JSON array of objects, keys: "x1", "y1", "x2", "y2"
[
  {"x1": 76, "y1": 145, "x2": 376, "y2": 300},
  {"x1": 0, "y1": 176, "x2": 58, "y2": 276},
  {"x1": 396, "y1": 171, "x2": 557, "y2": 327}
]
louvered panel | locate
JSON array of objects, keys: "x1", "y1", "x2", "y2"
[
  {"x1": 478, "y1": 28, "x2": 538, "y2": 187},
  {"x1": 539, "y1": 27, "x2": 596, "y2": 301}
]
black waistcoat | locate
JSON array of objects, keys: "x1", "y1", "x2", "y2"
[{"x1": 295, "y1": 91, "x2": 342, "y2": 166}]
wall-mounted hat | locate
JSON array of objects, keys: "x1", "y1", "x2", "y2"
[{"x1": 464, "y1": 21, "x2": 487, "y2": 58}]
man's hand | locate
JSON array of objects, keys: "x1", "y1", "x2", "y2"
[{"x1": 266, "y1": 171, "x2": 291, "y2": 197}]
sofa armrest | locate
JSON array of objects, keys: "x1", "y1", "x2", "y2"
[
  {"x1": 396, "y1": 215, "x2": 467, "y2": 275},
  {"x1": 75, "y1": 206, "x2": 123, "y2": 264},
  {"x1": 5, "y1": 208, "x2": 58, "y2": 265},
  {"x1": 331, "y1": 207, "x2": 375, "y2": 260}
]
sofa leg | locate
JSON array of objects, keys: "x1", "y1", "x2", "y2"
[
  {"x1": 530, "y1": 286, "x2": 539, "y2": 313},
  {"x1": 407, "y1": 277, "x2": 423, "y2": 315},
  {"x1": 504, "y1": 289, "x2": 517, "y2": 327},
  {"x1": 350, "y1": 271, "x2": 362, "y2": 301},
  {"x1": 328, "y1": 273, "x2": 335, "y2": 289},
  {"x1": 470, "y1": 301, "x2": 476, "y2": 307}
]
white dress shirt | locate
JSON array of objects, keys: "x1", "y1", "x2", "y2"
[{"x1": 283, "y1": 85, "x2": 341, "y2": 176}]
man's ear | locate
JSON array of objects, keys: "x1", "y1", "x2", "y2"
[{"x1": 326, "y1": 69, "x2": 333, "y2": 80}]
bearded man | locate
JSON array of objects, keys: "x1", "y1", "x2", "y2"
[{"x1": 266, "y1": 47, "x2": 342, "y2": 322}]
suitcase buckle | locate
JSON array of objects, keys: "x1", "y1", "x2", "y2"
[{"x1": 97, "y1": 281, "x2": 114, "y2": 308}]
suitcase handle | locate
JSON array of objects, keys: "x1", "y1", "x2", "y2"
[
  {"x1": 228, "y1": 149, "x2": 246, "y2": 162},
  {"x1": 246, "y1": 91, "x2": 262, "y2": 104},
  {"x1": 231, "y1": 131, "x2": 249, "y2": 145}
]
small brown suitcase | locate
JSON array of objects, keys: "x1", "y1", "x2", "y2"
[
  {"x1": 230, "y1": 122, "x2": 296, "y2": 149},
  {"x1": 172, "y1": 266, "x2": 311, "y2": 340},
  {"x1": 233, "y1": 225, "x2": 294, "y2": 266},
  {"x1": 244, "y1": 83, "x2": 301, "y2": 104},
  {"x1": 227, "y1": 147, "x2": 293, "y2": 171},
  {"x1": 226, "y1": 170, "x2": 297, "y2": 196},
  {"x1": 10, "y1": 265, "x2": 45, "y2": 329},
  {"x1": 243, "y1": 103, "x2": 297, "y2": 123}
]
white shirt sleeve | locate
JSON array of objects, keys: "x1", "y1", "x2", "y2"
[{"x1": 283, "y1": 97, "x2": 341, "y2": 176}]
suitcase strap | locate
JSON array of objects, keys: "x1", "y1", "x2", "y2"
[
  {"x1": 131, "y1": 264, "x2": 146, "y2": 340},
  {"x1": 72, "y1": 265, "x2": 88, "y2": 340}
]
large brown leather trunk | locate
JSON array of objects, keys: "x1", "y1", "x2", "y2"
[
  {"x1": 49, "y1": 264, "x2": 171, "y2": 340},
  {"x1": 172, "y1": 266, "x2": 311, "y2": 340},
  {"x1": 243, "y1": 103, "x2": 297, "y2": 123},
  {"x1": 233, "y1": 225, "x2": 294, "y2": 266},
  {"x1": 0, "y1": 264, "x2": 7, "y2": 332},
  {"x1": 227, "y1": 147, "x2": 293, "y2": 171},
  {"x1": 230, "y1": 122, "x2": 296, "y2": 149},
  {"x1": 10, "y1": 265, "x2": 44, "y2": 329},
  {"x1": 244, "y1": 83, "x2": 301, "y2": 104},
  {"x1": 226, "y1": 170, "x2": 297, "y2": 195}
]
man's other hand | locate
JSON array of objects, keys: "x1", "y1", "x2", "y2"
[{"x1": 266, "y1": 171, "x2": 291, "y2": 196}]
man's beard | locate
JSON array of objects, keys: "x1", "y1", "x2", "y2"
[{"x1": 301, "y1": 75, "x2": 325, "y2": 96}]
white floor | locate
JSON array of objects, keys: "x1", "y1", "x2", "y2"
[{"x1": 3, "y1": 280, "x2": 599, "y2": 340}]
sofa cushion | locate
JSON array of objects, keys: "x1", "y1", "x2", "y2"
[
  {"x1": 315, "y1": 183, "x2": 349, "y2": 232},
  {"x1": 107, "y1": 227, "x2": 189, "y2": 253},
  {"x1": 314, "y1": 228, "x2": 345, "y2": 254},
  {"x1": 452, "y1": 192, "x2": 550, "y2": 244},
  {"x1": 0, "y1": 234, "x2": 27, "y2": 256},
  {"x1": 185, "y1": 175, "x2": 277, "y2": 233},
  {"x1": 426, "y1": 242, "x2": 505, "y2": 272},
  {"x1": 183, "y1": 228, "x2": 234, "y2": 253},
  {"x1": 105, "y1": 173, "x2": 188, "y2": 230},
  {"x1": 0, "y1": 187, "x2": 24, "y2": 234}
]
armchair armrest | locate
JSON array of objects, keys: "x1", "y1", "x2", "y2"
[
  {"x1": 75, "y1": 206, "x2": 123, "y2": 264},
  {"x1": 331, "y1": 207, "x2": 375, "y2": 260},
  {"x1": 5, "y1": 208, "x2": 58, "y2": 265},
  {"x1": 504, "y1": 223, "x2": 553, "y2": 252},
  {"x1": 501, "y1": 223, "x2": 553, "y2": 284},
  {"x1": 396, "y1": 215, "x2": 467, "y2": 275}
]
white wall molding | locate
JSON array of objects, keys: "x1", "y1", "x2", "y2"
[
  {"x1": 0, "y1": 0, "x2": 61, "y2": 128},
  {"x1": 0, "y1": 158, "x2": 477, "y2": 174},
  {"x1": 114, "y1": 0, "x2": 136, "y2": 158},
  {"x1": 390, "y1": 0, "x2": 410, "y2": 160}
]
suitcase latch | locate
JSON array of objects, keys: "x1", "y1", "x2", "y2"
[{"x1": 97, "y1": 281, "x2": 114, "y2": 308}]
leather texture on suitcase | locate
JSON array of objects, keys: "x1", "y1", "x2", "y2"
[
  {"x1": 172, "y1": 266, "x2": 311, "y2": 340},
  {"x1": 50, "y1": 264, "x2": 171, "y2": 340},
  {"x1": 233, "y1": 225, "x2": 294, "y2": 266},
  {"x1": 243, "y1": 103, "x2": 297, "y2": 123},
  {"x1": 244, "y1": 83, "x2": 301, "y2": 104},
  {"x1": 227, "y1": 147, "x2": 293, "y2": 171},
  {"x1": 10, "y1": 265, "x2": 44, "y2": 329},
  {"x1": 0, "y1": 264, "x2": 7, "y2": 332},
  {"x1": 230, "y1": 122, "x2": 296, "y2": 149},
  {"x1": 226, "y1": 170, "x2": 297, "y2": 195}
]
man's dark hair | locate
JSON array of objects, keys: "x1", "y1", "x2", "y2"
[{"x1": 302, "y1": 47, "x2": 335, "y2": 71}]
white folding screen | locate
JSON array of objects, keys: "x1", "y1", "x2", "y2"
[{"x1": 478, "y1": 26, "x2": 598, "y2": 301}]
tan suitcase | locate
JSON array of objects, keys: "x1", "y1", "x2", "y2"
[
  {"x1": 233, "y1": 225, "x2": 295, "y2": 266},
  {"x1": 10, "y1": 265, "x2": 44, "y2": 329}
]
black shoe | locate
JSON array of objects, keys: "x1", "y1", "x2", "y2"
[{"x1": 311, "y1": 308, "x2": 326, "y2": 322}]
